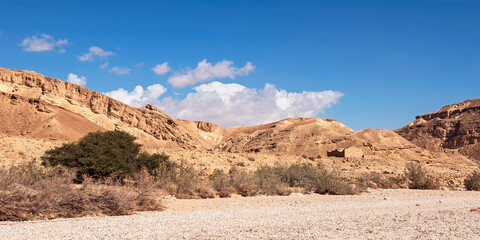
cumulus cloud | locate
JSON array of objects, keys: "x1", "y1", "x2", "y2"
[
  {"x1": 78, "y1": 46, "x2": 114, "y2": 61},
  {"x1": 67, "y1": 73, "x2": 87, "y2": 86},
  {"x1": 161, "y1": 82, "x2": 343, "y2": 127},
  {"x1": 152, "y1": 62, "x2": 171, "y2": 75},
  {"x1": 105, "y1": 81, "x2": 343, "y2": 127},
  {"x1": 104, "y1": 84, "x2": 167, "y2": 107},
  {"x1": 20, "y1": 34, "x2": 68, "y2": 52},
  {"x1": 167, "y1": 59, "x2": 255, "y2": 88},
  {"x1": 109, "y1": 66, "x2": 130, "y2": 75}
]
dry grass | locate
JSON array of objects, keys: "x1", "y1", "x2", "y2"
[
  {"x1": 0, "y1": 162, "x2": 163, "y2": 221},
  {"x1": 1, "y1": 160, "x2": 361, "y2": 221}
]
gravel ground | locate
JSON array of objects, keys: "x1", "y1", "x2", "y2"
[{"x1": 1, "y1": 189, "x2": 480, "y2": 239}]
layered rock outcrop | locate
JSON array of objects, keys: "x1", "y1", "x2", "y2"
[
  {"x1": 396, "y1": 99, "x2": 480, "y2": 161},
  {"x1": 1, "y1": 67, "x2": 471, "y2": 165},
  {"x1": 0, "y1": 91, "x2": 104, "y2": 141},
  {"x1": 0, "y1": 68, "x2": 216, "y2": 149}
]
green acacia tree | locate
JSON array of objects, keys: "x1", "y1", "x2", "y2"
[{"x1": 41, "y1": 131, "x2": 169, "y2": 178}]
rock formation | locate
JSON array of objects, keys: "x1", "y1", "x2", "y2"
[
  {"x1": 0, "y1": 91, "x2": 104, "y2": 141},
  {"x1": 0, "y1": 67, "x2": 219, "y2": 149},
  {"x1": 396, "y1": 99, "x2": 480, "y2": 161},
  {"x1": 0, "y1": 67, "x2": 478, "y2": 181}
]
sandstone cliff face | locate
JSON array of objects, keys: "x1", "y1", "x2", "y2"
[
  {"x1": 0, "y1": 67, "x2": 466, "y2": 164},
  {"x1": 0, "y1": 67, "x2": 215, "y2": 149},
  {"x1": 396, "y1": 99, "x2": 480, "y2": 161},
  {"x1": 0, "y1": 91, "x2": 104, "y2": 141}
]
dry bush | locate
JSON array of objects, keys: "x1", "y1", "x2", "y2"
[
  {"x1": 227, "y1": 164, "x2": 360, "y2": 196},
  {"x1": 0, "y1": 162, "x2": 163, "y2": 221},
  {"x1": 155, "y1": 161, "x2": 214, "y2": 199},
  {"x1": 276, "y1": 164, "x2": 359, "y2": 195},
  {"x1": 255, "y1": 167, "x2": 291, "y2": 196},
  {"x1": 229, "y1": 167, "x2": 259, "y2": 197},
  {"x1": 210, "y1": 169, "x2": 236, "y2": 198},
  {"x1": 312, "y1": 169, "x2": 359, "y2": 195},
  {"x1": 465, "y1": 168, "x2": 480, "y2": 191},
  {"x1": 404, "y1": 162, "x2": 440, "y2": 189},
  {"x1": 275, "y1": 164, "x2": 318, "y2": 191},
  {"x1": 357, "y1": 172, "x2": 406, "y2": 189}
]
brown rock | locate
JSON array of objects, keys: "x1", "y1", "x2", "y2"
[{"x1": 396, "y1": 99, "x2": 480, "y2": 161}]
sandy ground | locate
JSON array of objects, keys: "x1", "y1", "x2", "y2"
[{"x1": 1, "y1": 189, "x2": 480, "y2": 239}]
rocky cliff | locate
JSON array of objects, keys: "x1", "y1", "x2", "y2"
[
  {"x1": 0, "y1": 67, "x2": 218, "y2": 149},
  {"x1": 396, "y1": 99, "x2": 480, "y2": 161},
  {"x1": 1, "y1": 67, "x2": 478, "y2": 183},
  {"x1": 1, "y1": 67, "x2": 477, "y2": 168}
]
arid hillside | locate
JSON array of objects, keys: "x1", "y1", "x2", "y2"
[
  {"x1": 397, "y1": 99, "x2": 480, "y2": 162},
  {"x1": 0, "y1": 67, "x2": 477, "y2": 183}
]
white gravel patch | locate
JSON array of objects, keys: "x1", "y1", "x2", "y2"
[{"x1": 1, "y1": 189, "x2": 480, "y2": 239}]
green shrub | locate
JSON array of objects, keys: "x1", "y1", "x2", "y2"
[
  {"x1": 404, "y1": 162, "x2": 439, "y2": 189},
  {"x1": 41, "y1": 131, "x2": 169, "y2": 178},
  {"x1": 465, "y1": 168, "x2": 480, "y2": 191}
]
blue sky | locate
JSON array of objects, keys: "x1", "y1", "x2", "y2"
[{"x1": 0, "y1": 0, "x2": 479, "y2": 129}]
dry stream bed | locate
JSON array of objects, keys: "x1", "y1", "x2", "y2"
[{"x1": 1, "y1": 189, "x2": 480, "y2": 239}]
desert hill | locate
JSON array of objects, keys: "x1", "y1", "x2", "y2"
[
  {"x1": 0, "y1": 91, "x2": 104, "y2": 141},
  {"x1": 217, "y1": 117, "x2": 437, "y2": 162},
  {"x1": 0, "y1": 67, "x2": 435, "y2": 161},
  {"x1": 397, "y1": 99, "x2": 480, "y2": 162},
  {"x1": 0, "y1": 67, "x2": 477, "y2": 184}
]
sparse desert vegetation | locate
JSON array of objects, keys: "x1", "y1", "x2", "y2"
[
  {"x1": 41, "y1": 131, "x2": 168, "y2": 178},
  {"x1": 0, "y1": 131, "x2": 361, "y2": 221},
  {"x1": 1, "y1": 130, "x2": 466, "y2": 223},
  {"x1": 403, "y1": 162, "x2": 440, "y2": 190},
  {"x1": 211, "y1": 164, "x2": 360, "y2": 197},
  {"x1": 356, "y1": 171, "x2": 407, "y2": 189},
  {"x1": 464, "y1": 168, "x2": 480, "y2": 191},
  {"x1": 0, "y1": 161, "x2": 163, "y2": 221},
  {"x1": 1, "y1": 131, "x2": 468, "y2": 222}
]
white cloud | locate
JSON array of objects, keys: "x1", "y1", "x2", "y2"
[
  {"x1": 67, "y1": 73, "x2": 87, "y2": 86},
  {"x1": 104, "y1": 84, "x2": 167, "y2": 107},
  {"x1": 78, "y1": 46, "x2": 114, "y2": 61},
  {"x1": 100, "y1": 62, "x2": 109, "y2": 69},
  {"x1": 167, "y1": 59, "x2": 255, "y2": 88},
  {"x1": 109, "y1": 66, "x2": 130, "y2": 75},
  {"x1": 152, "y1": 62, "x2": 171, "y2": 75},
  {"x1": 20, "y1": 34, "x2": 68, "y2": 52},
  {"x1": 161, "y1": 82, "x2": 343, "y2": 127},
  {"x1": 105, "y1": 81, "x2": 343, "y2": 127}
]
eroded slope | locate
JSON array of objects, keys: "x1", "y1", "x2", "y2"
[{"x1": 397, "y1": 99, "x2": 480, "y2": 161}]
